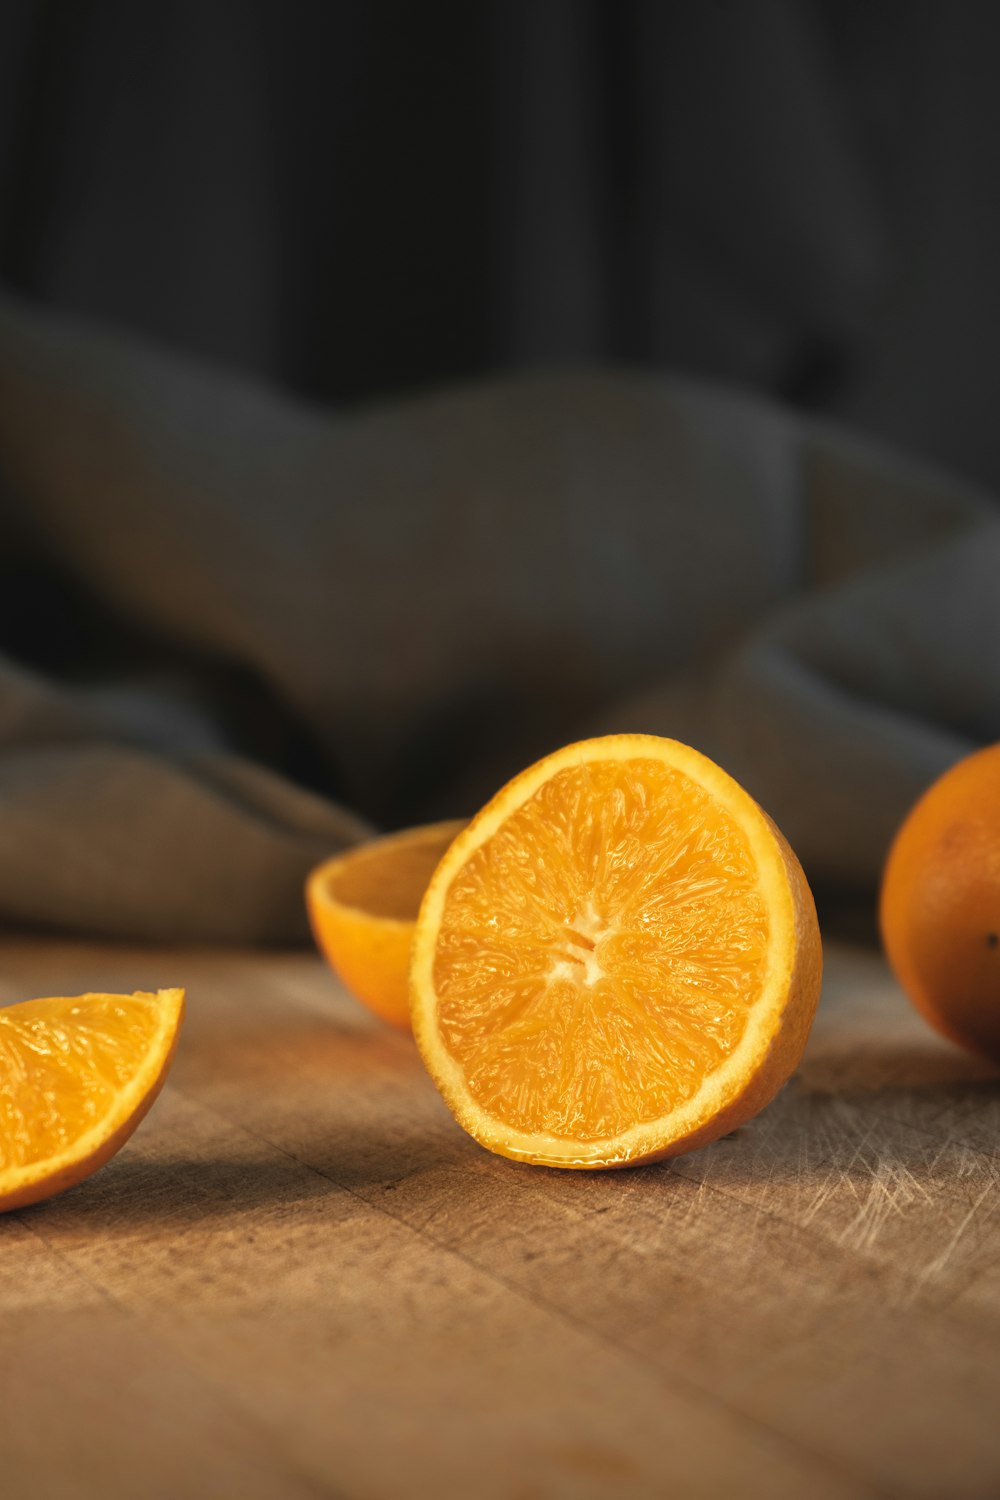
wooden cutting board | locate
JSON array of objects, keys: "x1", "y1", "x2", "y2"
[{"x1": 1, "y1": 937, "x2": 998, "y2": 1500}]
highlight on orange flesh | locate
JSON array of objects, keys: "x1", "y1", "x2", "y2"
[
  {"x1": 0, "y1": 989, "x2": 185, "y2": 1212},
  {"x1": 306, "y1": 820, "x2": 466, "y2": 1028},
  {"x1": 880, "y1": 742, "x2": 1000, "y2": 1062},
  {"x1": 410, "y1": 736, "x2": 822, "y2": 1169}
]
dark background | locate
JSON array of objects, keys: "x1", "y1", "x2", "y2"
[
  {"x1": 2, "y1": 0, "x2": 1000, "y2": 493},
  {"x1": 0, "y1": 0, "x2": 998, "y2": 943}
]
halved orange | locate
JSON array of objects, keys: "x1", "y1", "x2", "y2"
[
  {"x1": 0, "y1": 989, "x2": 185, "y2": 1212},
  {"x1": 410, "y1": 736, "x2": 822, "y2": 1168},
  {"x1": 306, "y1": 821, "x2": 466, "y2": 1028}
]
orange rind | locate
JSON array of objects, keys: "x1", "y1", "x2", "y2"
[
  {"x1": 410, "y1": 736, "x2": 822, "y2": 1168},
  {"x1": 0, "y1": 989, "x2": 185, "y2": 1211},
  {"x1": 307, "y1": 821, "x2": 466, "y2": 1028}
]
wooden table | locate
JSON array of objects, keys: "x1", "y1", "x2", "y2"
[{"x1": 1, "y1": 938, "x2": 998, "y2": 1500}]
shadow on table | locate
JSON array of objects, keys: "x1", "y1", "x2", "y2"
[
  {"x1": 670, "y1": 1049, "x2": 1000, "y2": 1202},
  {"x1": 10, "y1": 1149, "x2": 344, "y2": 1235},
  {"x1": 800, "y1": 1036, "x2": 999, "y2": 1097}
]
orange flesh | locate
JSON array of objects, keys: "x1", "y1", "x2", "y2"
[
  {"x1": 324, "y1": 828, "x2": 462, "y2": 921},
  {"x1": 0, "y1": 994, "x2": 172, "y2": 1172},
  {"x1": 433, "y1": 759, "x2": 770, "y2": 1144}
]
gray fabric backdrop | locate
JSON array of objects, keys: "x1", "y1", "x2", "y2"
[
  {"x1": 4, "y1": 2, "x2": 1000, "y2": 493},
  {"x1": 0, "y1": 291, "x2": 997, "y2": 943}
]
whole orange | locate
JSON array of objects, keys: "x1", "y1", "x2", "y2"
[{"x1": 880, "y1": 743, "x2": 1000, "y2": 1062}]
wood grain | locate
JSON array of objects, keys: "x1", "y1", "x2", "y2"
[{"x1": 0, "y1": 938, "x2": 997, "y2": 1499}]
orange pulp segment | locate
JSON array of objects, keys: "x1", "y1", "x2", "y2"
[
  {"x1": 410, "y1": 737, "x2": 821, "y2": 1168},
  {"x1": 306, "y1": 821, "x2": 466, "y2": 1028},
  {"x1": 0, "y1": 989, "x2": 185, "y2": 1212}
]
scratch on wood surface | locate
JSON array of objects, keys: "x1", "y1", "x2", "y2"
[
  {"x1": 928, "y1": 1139, "x2": 995, "y2": 1181},
  {"x1": 915, "y1": 1182, "x2": 996, "y2": 1289},
  {"x1": 832, "y1": 1154, "x2": 933, "y2": 1253},
  {"x1": 790, "y1": 1093, "x2": 1000, "y2": 1296},
  {"x1": 679, "y1": 1173, "x2": 710, "y2": 1229}
]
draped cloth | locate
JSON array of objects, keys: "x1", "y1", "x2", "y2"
[{"x1": 1, "y1": 292, "x2": 996, "y2": 943}]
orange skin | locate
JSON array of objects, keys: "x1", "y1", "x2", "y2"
[
  {"x1": 0, "y1": 990, "x2": 185, "y2": 1213},
  {"x1": 0, "y1": 1022, "x2": 182, "y2": 1213},
  {"x1": 880, "y1": 743, "x2": 1000, "y2": 1063},
  {"x1": 410, "y1": 735, "x2": 823, "y2": 1169},
  {"x1": 306, "y1": 821, "x2": 466, "y2": 1029}
]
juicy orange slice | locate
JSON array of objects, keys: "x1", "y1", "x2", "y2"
[
  {"x1": 306, "y1": 821, "x2": 466, "y2": 1028},
  {"x1": 0, "y1": 989, "x2": 185, "y2": 1211},
  {"x1": 410, "y1": 736, "x2": 821, "y2": 1168}
]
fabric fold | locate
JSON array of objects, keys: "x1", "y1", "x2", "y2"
[{"x1": 0, "y1": 290, "x2": 996, "y2": 941}]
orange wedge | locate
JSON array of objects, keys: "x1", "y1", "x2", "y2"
[
  {"x1": 410, "y1": 736, "x2": 821, "y2": 1168},
  {"x1": 0, "y1": 989, "x2": 185, "y2": 1212},
  {"x1": 307, "y1": 821, "x2": 466, "y2": 1028}
]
